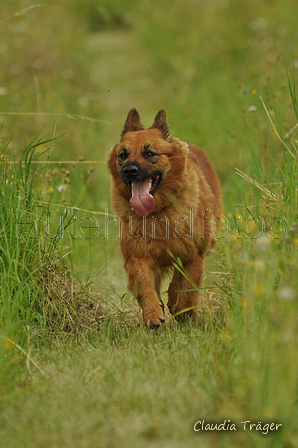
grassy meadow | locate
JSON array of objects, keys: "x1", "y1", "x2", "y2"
[{"x1": 0, "y1": 1, "x2": 298, "y2": 447}]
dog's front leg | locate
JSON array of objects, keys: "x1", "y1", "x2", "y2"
[{"x1": 125, "y1": 257, "x2": 165, "y2": 328}]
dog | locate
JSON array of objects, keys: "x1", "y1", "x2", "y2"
[{"x1": 108, "y1": 109, "x2": 223, "y2": 327}]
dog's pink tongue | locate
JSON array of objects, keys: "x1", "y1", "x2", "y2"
[{"x1": 130, "y1": 179, "x2": 155, "y2": 217}]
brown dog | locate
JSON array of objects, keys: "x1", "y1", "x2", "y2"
[{"x1": 108, "y1": 109, "x2": 223, "y2": 327}]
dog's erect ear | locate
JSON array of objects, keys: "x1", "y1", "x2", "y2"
[
  {"x1": 121, "y1": 109, "x2": 144, "y2": 138},
  {"x1": 151, "y1": 109, "x2": 170, "y2": 139}
]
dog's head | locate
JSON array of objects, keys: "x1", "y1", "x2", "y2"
[{"x1": 108, "y1": 109, "x2": 189, "y2": 217}]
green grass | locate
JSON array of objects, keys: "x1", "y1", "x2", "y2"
[{"x1": 1, "y1": 1, "x2": 298, "y2": 447}]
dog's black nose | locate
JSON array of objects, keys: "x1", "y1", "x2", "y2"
[{"x1": 123, "y1": 164, "x2": 139, "y2": 179}]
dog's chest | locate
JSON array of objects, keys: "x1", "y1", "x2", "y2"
[{"x1": 120, "y1": 216, "x2": 199, "y2": 267}]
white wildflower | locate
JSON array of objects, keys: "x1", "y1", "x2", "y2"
[
  {"x1": 248, "y1": 105, "x2": 257, "y2": 113},
  {"x1": 276, "y1": 286, "x2": 295, "y2": 301},
  {"x1": 256, "y1": 234, "x2": 271, "y2": 253},
  {"x1": 57, "y1": 184, "x2": 66, "y2": 193},
  {"x1": 0, "y1": 87, "x2": 8, "y2": 95}
]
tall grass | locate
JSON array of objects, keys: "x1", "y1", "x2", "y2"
[
  {"x1": 0, "y1": 129, "x2": 97, "y2": 394},
  {"x1": 212, "y1": 68, "x2": 298, "y2": 444},
  {"x1": 0, "y1": 132, "x2": 52, "y2": 328},
  {"x1": 0, "y1": 131, "x2": 50, "y2": 391}
]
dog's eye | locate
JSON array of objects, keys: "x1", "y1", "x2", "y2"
[
  {"x1": 144, "y1": 151, "x2": 157, "y2": 159},
  {"x1": 118, "y1": 152, "x2": 128, "y2": 162}
]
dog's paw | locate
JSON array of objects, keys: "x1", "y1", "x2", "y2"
[
  {"x1": 168, "y1": 302, "x2": 196, "y2": 320},
  {"x1": 143, "y1": 302, "x2": 165, "y2": 329}
]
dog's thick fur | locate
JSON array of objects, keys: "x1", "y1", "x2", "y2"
[{"x1": 108, "y1": 109, "x2": 223, "y2": 327}]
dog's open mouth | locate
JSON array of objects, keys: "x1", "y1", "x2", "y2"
[{"x1": 128, "y1": 174, "x2": 161, "y2": 217}]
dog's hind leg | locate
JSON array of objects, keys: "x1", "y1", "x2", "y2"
[{"x1": 167, "y1": 255, "x2": 205, "y2": 319}]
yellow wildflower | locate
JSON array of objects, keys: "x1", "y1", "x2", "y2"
[
  {"x1": 254, "y1": 283, "x2": 265, "y2": 295},
  {"x1": 240, "y1": 298, "x2": 248, "y2": 307},
  {"x1": 220, "y1": 330, "x2": 230, "y2": 341}
]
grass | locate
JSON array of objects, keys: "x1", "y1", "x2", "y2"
[{"x1": 0, "y1": 0, "x2": 298, "y2": 447}]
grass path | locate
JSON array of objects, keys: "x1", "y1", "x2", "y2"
[
  {"x1": 73, "y1": 27, "x2": 167, "y2": 305},
  {"x1": 89, "y1": 28, "x2": 164, "y2": 140}
]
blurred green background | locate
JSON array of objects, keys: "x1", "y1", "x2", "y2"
[
  {"x1": 2, "y1": 0, "x2": 297, "y2": 176},
  {"x1": 1, "y1": 1, "x2": 298, "y2": 447}
]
